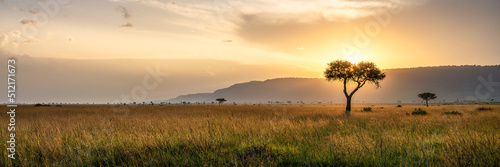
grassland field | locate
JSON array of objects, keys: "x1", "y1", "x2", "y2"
[{"x1": 1, "y1": 104, "x2": 499, "y2": 166}]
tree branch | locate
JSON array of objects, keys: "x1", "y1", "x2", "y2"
[
  {"x1": 343, "y1": 78, "x2": 349, "y2": 98},
  {"x1": 360, "y1": 80, "x2": 367, "y2": 88},
  {"x1": 349, "y1": 80, "x2": 365, "y2": 97}
]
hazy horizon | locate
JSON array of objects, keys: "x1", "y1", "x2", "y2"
[{"x1": 1, "y1": 0, "x2": 500, "y2": 103}]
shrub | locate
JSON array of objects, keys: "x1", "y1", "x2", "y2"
[
  {"x1": 412, "y1": 108, "x2": 427, "y2": 115},
  {"x1": 444, "y1": 111, "x2": 462, "y2": 116},
  {"x1": 363, "y1": 107, "x2": 372, "y2": 112},
  {"x1": 34, "y1": 103, "x2": 50, "y2": 107},
  {"x1": 397, "y1": 105, "x2": 402, "y2": 107},
  {"x1": 477, "y1": 107, "x2": 493, "y2": 111}
]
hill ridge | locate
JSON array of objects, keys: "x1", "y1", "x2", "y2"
[{"x1": 165, "y1": 66, "x2": 500, "y2": 104}]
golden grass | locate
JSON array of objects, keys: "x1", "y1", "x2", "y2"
[{"x1": 1, "y1": 104, "x2": 499, "y2": 166}]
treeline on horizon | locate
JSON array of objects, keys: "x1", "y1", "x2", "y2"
[{"x1": 387, "y1": 64, "x2": 500, "y2": 70}]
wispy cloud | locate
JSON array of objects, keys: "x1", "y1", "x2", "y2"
[
  {"x1": 0, "y1": 31, "x2": 38, "y2": 53},
  {"x1": 234, "y1": 0, "x2": 428, "y2": 22},
  {"x1": 229, "y1": 0, "x2": 434, "y2": 55},
  {"x1": 28, "y1": 7, "x2": 40, "y2": 14},
  {"x1": 105, "y1": 0, "x2": 429, "y2": 34},
  {"x1": 115, "y1": 5, "x2": 135, "y2": 28},
  {"x1": 116, "y1": 5, "x2": 132, "y2": 19},
  {"x1": 119, "y1": 22, "x2": 134, "y2": 28},
  {"x1": 20, "y1": 18, "x2": 37, "y2": 25},
  {"x1": 0, "y1": 34, "x2": 8, "y2": 49},
  {"x1": 108, "y1": 0, "x2": 238, "y2": 33}
]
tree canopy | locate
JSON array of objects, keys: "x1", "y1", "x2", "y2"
[
  {"x1": 324, "y1": 60, "x2": 386, "y2": 88},
  {"x1": 216, "y1": 98, "x2": 227, "y2": 105},
  {"x1": 418, "y1": 92, "x2": 437, "y2": 107},
  {"x1": 324, "y1": 60, "x2": 386, "y2": 115}
]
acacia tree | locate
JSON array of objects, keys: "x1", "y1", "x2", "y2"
[
  {"x1": 418, "y1": 92, "x2": 436, "y2": 107},
  {"x1": 216, "y1": 98, "x2": 227, "y2": 105},
  {"x1": 324, "y1": 60, "x2": 386, "y2": 116}
]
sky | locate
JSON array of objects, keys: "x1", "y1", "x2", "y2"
[{"x1": 0, "y1": 0, "x2": 499, "y2": 103}]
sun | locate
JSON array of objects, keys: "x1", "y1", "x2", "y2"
[{"x1": 345, "y1": 53, "x2": 364, "y2": 64}]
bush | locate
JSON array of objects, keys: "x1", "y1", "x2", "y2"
[
  {"x1": 477, "y1": 107, "x2": 493, "y2": 111},
  {"x1": 397, "y1": 105, "x2": 402, "y2": 107},
  {"x1": 444, "y1": 111, "x2": 462, "y2": 116},
  {"x1": 363, "y1": 107, "x2": 372, "y2": 112},
  {"x1": 412, "y1": 108, "x2": 427, "y2": 115},
  {"x1": 34, "y1": 103, "x2": 50, "y2": 107}
]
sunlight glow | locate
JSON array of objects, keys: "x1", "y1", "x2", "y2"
[{"x1": 345, "y1": 53, "x2": 364, "y2": 64}]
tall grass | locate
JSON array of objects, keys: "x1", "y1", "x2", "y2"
[{"x1": 1, "y1": 105, "x2": 499, "y2": 166}]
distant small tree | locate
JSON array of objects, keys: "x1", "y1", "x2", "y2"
[
  {"x1": 216, "y1": 98, "x2": 227, "y2": 105},
  {"x1": 418, "y1": 92, "x2": 437, "y2": 107},
  {"x1": 324, "y1": 60, "x2": 386, "y2": 116}
]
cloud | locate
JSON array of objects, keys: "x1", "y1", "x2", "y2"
[
  {"x1": 128, "y1": 0, "x2": 214, "y2": 19},
  {"x1": 109, "y1": 0, "x2": 236, "y2": 33},
  {"x1": 119, "y1": 22, "x2": 134, "y2": 28},
  {"x1": 205, "y1": 70, "x2": 216, "y2": 77},
  {"x1": 232, "y1": 0, "x2": 500, "y2": 67},
  {"x1": 231, "y1": 0, "x2": 436, "y2": 57},
  {"x1": 28, "y1": 8, "x2": 40, "y2": 14},
  {"x1": 116, "y1": 6, "x2": 134, "y2": 28},
  {"x1": 0, "y1": 31, "x2": 39, "y2": 53},
  {"x1": 20, "y1": 18, "x2": 37, "y2": 25},
  {"x1": 232, "y1": 0, "x2": 421, "y2": 22},
  {"x1": 0, "y1": 34, "x2": 8, "y2": 49},
  {"x1": 116, "y1": 5, "x2": 132, "y2": 19},
  {"x1": 11, "y1": 30, "x2": 20, "y2": 37},
  {"x1": 106, "y1": 0, "x2": 428, "y2": 36},
  {"x1": 234, "y1": 13, "x2": 354, "y2": 56}
]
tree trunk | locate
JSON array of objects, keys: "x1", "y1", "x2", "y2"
[
  {"x1": 425, "y1": 100, "x2": 429, "y2": 107},
  {"x1": 346, "y1": 96, "x2": 352, "y2": 116}
]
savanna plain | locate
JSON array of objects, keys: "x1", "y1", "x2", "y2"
[{"x1": 1, "y1": 104, "x2": 499, "y2": 166}]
